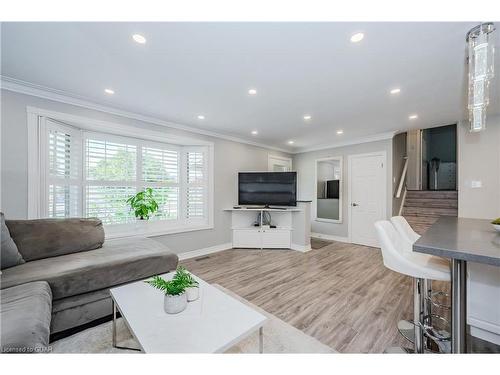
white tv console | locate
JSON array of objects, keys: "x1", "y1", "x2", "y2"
[{"x1": 224, "y1": 201, "x2": 311, "y2": 252}]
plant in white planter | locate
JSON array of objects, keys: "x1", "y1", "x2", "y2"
[
  {"x1": 146, "y1": 275, "x2": 187, "y2": 314},
  {"x1": 126, "y1": 188, "x2": 159, "y2": 220},
  {"x1": 174, "y1": 267, "x2": 200, "y2": 302},
  {"x1": 492, "y1": 217, "x2": 500, "y2": 233}
]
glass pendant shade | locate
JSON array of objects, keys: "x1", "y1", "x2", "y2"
[{"x1": 467, "y1": 23, "x2": 495, "y2": 132}]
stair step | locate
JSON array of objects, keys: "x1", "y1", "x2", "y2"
[
  {"x1": 404, "y1": 199, "x2": 458, "y2": 209},
  {"x1": 403, "y1": 216, "x2": 439, "y2": 235},
  {"x1": 403, "y1": 215, "x2": 440, "y2": 224},
  {"x1": 406, "y1": 190, "x2": 457, "y2": 200},
  {"x1": 403, "y1": 206, "x2": 458, "y2": 217}
]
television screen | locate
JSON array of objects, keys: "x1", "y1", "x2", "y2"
[
  {"x1": 326, "y1": 180, "x2": 340, "y2": 199},
  {"x1": 238, "y1": 172, "x2": 297, "y2": 206}
]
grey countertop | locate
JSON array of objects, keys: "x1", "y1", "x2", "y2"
[{"x1": 413, "y1": 217, "x2": 500, "y2": 266}]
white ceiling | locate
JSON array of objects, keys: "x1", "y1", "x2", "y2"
[{"x1": 1, "y1": 22, "x2": 499, "y2": 152}]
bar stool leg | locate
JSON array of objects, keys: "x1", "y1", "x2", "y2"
[
  {"x1": 423, "y1": 279, "x2": 432, "y2": 349},
  {"x1": 413, "y1": 278, "x2": 425, "y2": 353}
]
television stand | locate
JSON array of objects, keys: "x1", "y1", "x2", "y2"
[{"x1": 224, "y1": 202, "x2": 312, "y2": 252}]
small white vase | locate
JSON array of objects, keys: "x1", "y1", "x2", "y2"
[
  {"x1": 186, "y1": 286, "x2": 200, "y2": 302},
  {"x1": 164, "y1": 293, "x2": 187, "y2": 314}
]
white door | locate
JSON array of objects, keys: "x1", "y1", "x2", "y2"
[
  {"x1": 348, "y1": 152, "x2": 387, "y2": 247},
  {"x1": 268, "y1": 155, "x2": 292, "y2": 172}
]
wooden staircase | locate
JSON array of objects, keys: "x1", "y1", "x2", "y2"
[{"x1": 403, "y1": 190, "x2": 458, "y2": 235}]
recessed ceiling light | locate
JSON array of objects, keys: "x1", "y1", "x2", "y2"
[
  {"x1": 350, "y1": 32, "x2": 364, "y2": 43},
  {"x1": 104, "y1": 88, "x2": 115, "y2": 95},
  {"x1": 132, "y1": 34, "x2": 147, "y2": 44},
  {"x1": 409, "y1": 114, "x2": 418, "y2": 120},
  {"x1": 251, "y1": 130, "x2": 258, "y2": 135},
  {"x1": 248, "y1": 88, "x2": 257, "y2": 95},
  {"x1": 197, "y1": 115, "x2": 205, "y2": 120},
  {"x1": 390, "y1": 88, "x2": 401, "y2": 95},
  {"x1": 288, "y1": 140, "x2": 295, "y2": 145},
  {"x1": 337, "y1": 130, "x2": 344, "y2": 135},
  {"x1": 303, "y1": 115, "x2": 312, "y2": 121}
]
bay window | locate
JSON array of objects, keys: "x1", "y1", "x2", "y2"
[{"x1": 32, "y1": 112, "x2": 212, "y2": 238}]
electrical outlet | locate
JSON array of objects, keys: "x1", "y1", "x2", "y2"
[{"x1": 471, "y1": 180, "x2": 482, "y2": 188}]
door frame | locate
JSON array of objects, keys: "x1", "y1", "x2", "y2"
[{"x1": 347, "y1": 151, "x2": 387, "y2": 244}]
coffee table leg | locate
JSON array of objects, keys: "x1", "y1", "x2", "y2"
[{"x1": 259, "y1": 326, "x2": 264, "y2": 353}]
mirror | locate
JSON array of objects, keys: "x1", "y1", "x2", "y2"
[
  {"x1": 315, "y1": 157, "x2": 342, "y2": 223},
  {"x1": 268, "y1": 155, "x2": 292, "y2": 172}
]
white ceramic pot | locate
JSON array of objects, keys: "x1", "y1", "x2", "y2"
[
  {"x1": 492, "y1": 224, "x2": 500, "y2": 233},
  {"x1": 164, "y1": 293, "x2": 187, "y2": 314},
  {"x1": 186, "y1": 286, "x2": 200, "y2": 302}
]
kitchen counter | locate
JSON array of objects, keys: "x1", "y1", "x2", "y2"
[
  {"x1": 414, "y1": 217, "x2": 500, "y2": 266},
  {"x1": 414, "y1": 217, "x2": 500, "y2": 353}
]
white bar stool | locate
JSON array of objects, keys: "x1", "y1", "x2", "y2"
[
  {"x1": 375, "y1": 220, "x2": 451, "y2": 353},
  {"x1": 391, "y1": 216, "x2": 451, "y2": 338},
  {"x1": 390, "y1": 216, "x2": 421, "y2": 245}
]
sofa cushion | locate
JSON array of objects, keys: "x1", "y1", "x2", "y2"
[
  {"x1": 0, "y1": 281, "x2": 52, "y2": 353},
  {"x1": 0, "y1": 237, "x2": 178, "y2": 300},
  {"x1": 6, "y1": 217, "x2": 105, "y2": 261},
  {"x1": 1, "y1": 212, "x2": 25, "y2": 269}
]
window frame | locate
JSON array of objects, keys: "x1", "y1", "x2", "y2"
[{"x1": 28, "y1": 107, "x2": 214, "y2": 239}]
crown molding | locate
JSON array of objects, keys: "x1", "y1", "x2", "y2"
[
  {"x1": 0, "y1": 76, "x2": 291, "y2": 154},
  {"x1": 293, "y1": 131, "x2": 397, "y2": 154},
  {"x1": 1, "y1": 76, "x2": 398, "y2": 155}
]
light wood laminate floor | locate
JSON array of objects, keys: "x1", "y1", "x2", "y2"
[{"x1": 181, "y1": 241, "x2": 450, "y2": 353}]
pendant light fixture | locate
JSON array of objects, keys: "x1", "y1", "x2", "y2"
[{"x1": 466, "y1": 22, "x2": 495, "y2": 132}]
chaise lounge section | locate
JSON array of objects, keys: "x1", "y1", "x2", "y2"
[
  {"x1": 0, "y1": 281, "x2": 52, "y2": 353},
  {"x1": 1, "y1": 215, "x2": 179, "y2": 352}
]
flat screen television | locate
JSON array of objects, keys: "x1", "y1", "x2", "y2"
[
  {"x1": 238, "y1": 172, "x2": 297, "y2": 207},
  {"x1": 326, "y1": 180, "x2": 340, "y2": 199}
]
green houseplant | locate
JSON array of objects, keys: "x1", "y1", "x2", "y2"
[
  {"x1": 492, "y1": 217, "x2": 500, "y2": 232},
  {"x1": 173, "y1": 266, "x2": 200, "y2": 301},
  {"x1": 146, "y1": 275, "x2": 187, "y2": 314},
  {"x1": 126, "y1": 188, "x2": 159, "y2": 220}
]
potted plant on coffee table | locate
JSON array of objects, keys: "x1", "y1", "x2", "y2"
[
  {"x1": 492, "y1": 217, "x2": 500, "y2": 232},
  {"x1": 146, "y1": 275, "x2": 187, "y2": 314},
  {"x1": 174, "y1": 266, "x2": 200, "y2": 302}
]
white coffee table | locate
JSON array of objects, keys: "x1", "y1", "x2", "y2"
[{"x1": 110, "y1": 272, "x2": 267, "y2": 353}]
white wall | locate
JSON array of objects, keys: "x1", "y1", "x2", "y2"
[
  {"x1": 457, "y1": 115, "x2": 500, "y2": 345},
  {"x1": 293, "y1": 139, "x2": 393, "y2": 238},
  {"x1": 0, "y1": 90, "x2": 290, "y2": 255},
  {"x1": 457, "y1": 115, "x2": 500, "y2": 219}
]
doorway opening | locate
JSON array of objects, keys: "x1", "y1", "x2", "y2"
[
  {"x1": 405, "y1": 124, "x2": 457, "y2": 191},
  {"x1": 421, "y1": 124, "x2": 457, "y2": 191}
]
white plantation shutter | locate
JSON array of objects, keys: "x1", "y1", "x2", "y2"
[
  {"x1": 84, "y1": 135, "x2": 138, "y2": 224},
  {"x1": 85, "y1": 186, "x2": 136, "y2": 224},
  {"x1": 186, "y1": 151, "x2": 206, "y2": 218},
  {"x1": 39, "y1": 117, "x2": 210, "y2": 231},
  {"x1": 142, "y1": 146, "x2": 180, "y2": 220},
  {"x1": 86, "y1": 139, "x2": 136, "y2": 181},
  {"x1": 142, "y1": 147, "x2": 178, "y2": 183},
  {"x1": 46, "y1": 120, "x2": 82, "y2": 218},
  {"x1": 152, "y1": 186, "x2": 179, "y2": 220}
]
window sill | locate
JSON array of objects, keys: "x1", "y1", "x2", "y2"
[{"x1": 105, "y1": 222, "x2": 214, "y2": 240}]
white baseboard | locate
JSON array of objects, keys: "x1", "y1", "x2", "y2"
[
  {"x1": 177, "y1": 242, "x2": 232, "y2": 260},
  {"x1": 311, "y1": 232, "x2": 350, "y2": 243},
  {"x1": 291, "y1": 243, "x2": 312, "y2": 252}
]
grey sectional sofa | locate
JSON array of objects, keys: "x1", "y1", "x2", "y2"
[
  {"x1": 1, "y1": 215, "x2": 178, "y2": 352},
  {"x1": 1, "y1": 281, "x2": 52, "y2": 353}
]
